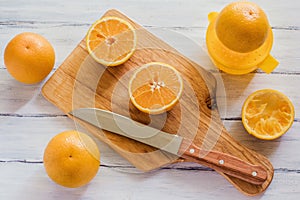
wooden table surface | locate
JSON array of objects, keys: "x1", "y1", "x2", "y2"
[{"x1": 1, "y1": 0, "x2": 299, "y2": 199}]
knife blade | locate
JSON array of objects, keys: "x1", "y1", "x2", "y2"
[
  {"x1": 69, "y1": 108, "x2": 183, "y2": 155},
  {"x1": 69, "y1": 108, "x2": 268, "y2": 185}
]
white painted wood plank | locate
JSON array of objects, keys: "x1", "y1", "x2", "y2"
[
  {"x1": 0, "y1": 0, "x2": 299, "y2": 27},
  {"x1": 0, "y1": 162, "x2": 299, "y2": 200},
  {"x1": 224, "y1": 120, "x2": 300, "y2": 170},
  {"x1": 1, "y1": 24, "x2": 299, "y2": 73},
  {"x1": 0, "y1": 25, "x2": 86, "y2": 71},
  {"x1": 0, "y1": 116, "x2": 74, "y2": 160},
  {"x1": 1, "y1": 0, "x2": 299, "y2": 198},
  {"x1": 218, "y1": 73, "x2": 300, "y2": 119},
  {"x1": 0, "y1": 70, "x2": 63, "y2": 115},
  {"x1": 1, "y1": 116, "x2": 299, "y2": 170},
  {"x1": 0, "y1": 115, "x2": 134, "y2": 167},
  {"x1": 1, "y1": 71, "x2": 299, "y2": 119}
]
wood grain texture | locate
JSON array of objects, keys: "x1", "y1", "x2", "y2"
[
  {"x1": 41, "y1": 9, "x2": 274, "y2": 195},
  {"x1": 1, "y1": 70, "x2": 299, "y2": 119},
  {"x1": 1, "y1": 28, "x2": 299, "y2": 73},
  {"x1": 0, "y1": 116, "x2": 299, "y2": 169},
  {"x1": 0, "y1": 0, "x2": 299, "y2": 27},
  {"x1": 178, "y1": 139, "x2": 268, "y2": 185},
  {"x1": 1, "y1": 0, "x2": 299, "y2": 199}
]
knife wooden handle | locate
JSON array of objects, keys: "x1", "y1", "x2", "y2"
[{"x1": 178, "y1": 139, "x2": 267, "y2": 185}]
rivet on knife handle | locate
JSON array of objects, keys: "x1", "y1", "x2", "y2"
[{"x1": 178, "y1": 138, "x2": 268, "y2": 185}]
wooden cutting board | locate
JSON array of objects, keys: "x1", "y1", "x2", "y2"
[{"x1": 42, "y1": 9, "x2": 273, "y2": 196}]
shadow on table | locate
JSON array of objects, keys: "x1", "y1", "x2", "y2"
[
  {"x1": 220, "y1": 72, "x2": 255, "y2": 104},
  {"x1": 0, "y1": 73, "x2": 40, "y2": 114},
  {"x1": 225, "y1": 118, "x2": 281, "y2": 159}
]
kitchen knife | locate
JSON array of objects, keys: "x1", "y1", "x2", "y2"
[{"x1": 69, "y1": 108, "x2": 267, "y2": 185}]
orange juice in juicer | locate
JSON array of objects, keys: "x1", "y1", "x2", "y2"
[{"x1": 206, "y1": 1, "x2": 279, "y2": 75}]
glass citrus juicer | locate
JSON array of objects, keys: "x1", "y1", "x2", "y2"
[{"x1": 206, "y1": 2, "x2": 279, "y2": 75}]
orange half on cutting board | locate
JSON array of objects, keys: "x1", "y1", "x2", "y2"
[
  {"x1": 129, "y1": 62, "x2": 183, "y2": 115},
  {"x1": 86, "y1": 16, "x2": 137, "y2": 66}
]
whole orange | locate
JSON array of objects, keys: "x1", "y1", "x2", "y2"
[
  {"x1": 43, "y1": 130, "x2": 100, "y2": 188},
  {"x1": 4, "y1": 32, "x2": 55, "y2": 84},
  {"x1": 215, "y1": 1, "x2": 270, "y2": 53}
]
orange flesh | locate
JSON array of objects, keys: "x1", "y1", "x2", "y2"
[
  {"x1": 87, "y1": 18, "x2": 136, "y2": 65},
  {"x1": 129, "y1": 62, "x2": 183, "y2": 114},
  {"x1": 132, "y1": 84, "x2": 177, "y2": 110},
  {"x1": 244, "y1": 92, "x2": 293, "y2": 136}
]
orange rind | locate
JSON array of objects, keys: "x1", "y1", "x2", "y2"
[
  {"x1": 129, "y1": 62, "x2": 183, "y2": 115},
  {"x1": 86, "y1": 16, "x2": 137, "y2": 66}
]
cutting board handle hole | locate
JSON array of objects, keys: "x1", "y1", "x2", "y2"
[{"x1": 206, "y1": 96, "x2": 217, "y2": 110}]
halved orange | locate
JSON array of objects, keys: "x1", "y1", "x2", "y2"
[
  {"x1": 129, "y1": 62, "x2": 183, "y2": 115},
  {"x1": 242, "y1": 89, "x2": 294, "y2": 140},
  {"x1": 86, "y1": 16, "x2": 137, "y2": 66}
]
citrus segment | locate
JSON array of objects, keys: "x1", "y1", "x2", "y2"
[
  {"x1": 129, "y1": 62, "x2": 183, "y2": 115},
  {"x1": 86, "y1": 16, "x2": 136, "y2": 66},
  {"x1": 242, "y1": 89, "x2": 294, "y2": 140},
  {"x1": 43, "y1": 130, "x2": 100, "y2": 188},
  {"x1": 4, "y1": 32, "x2": 55, "y2": 84}
]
